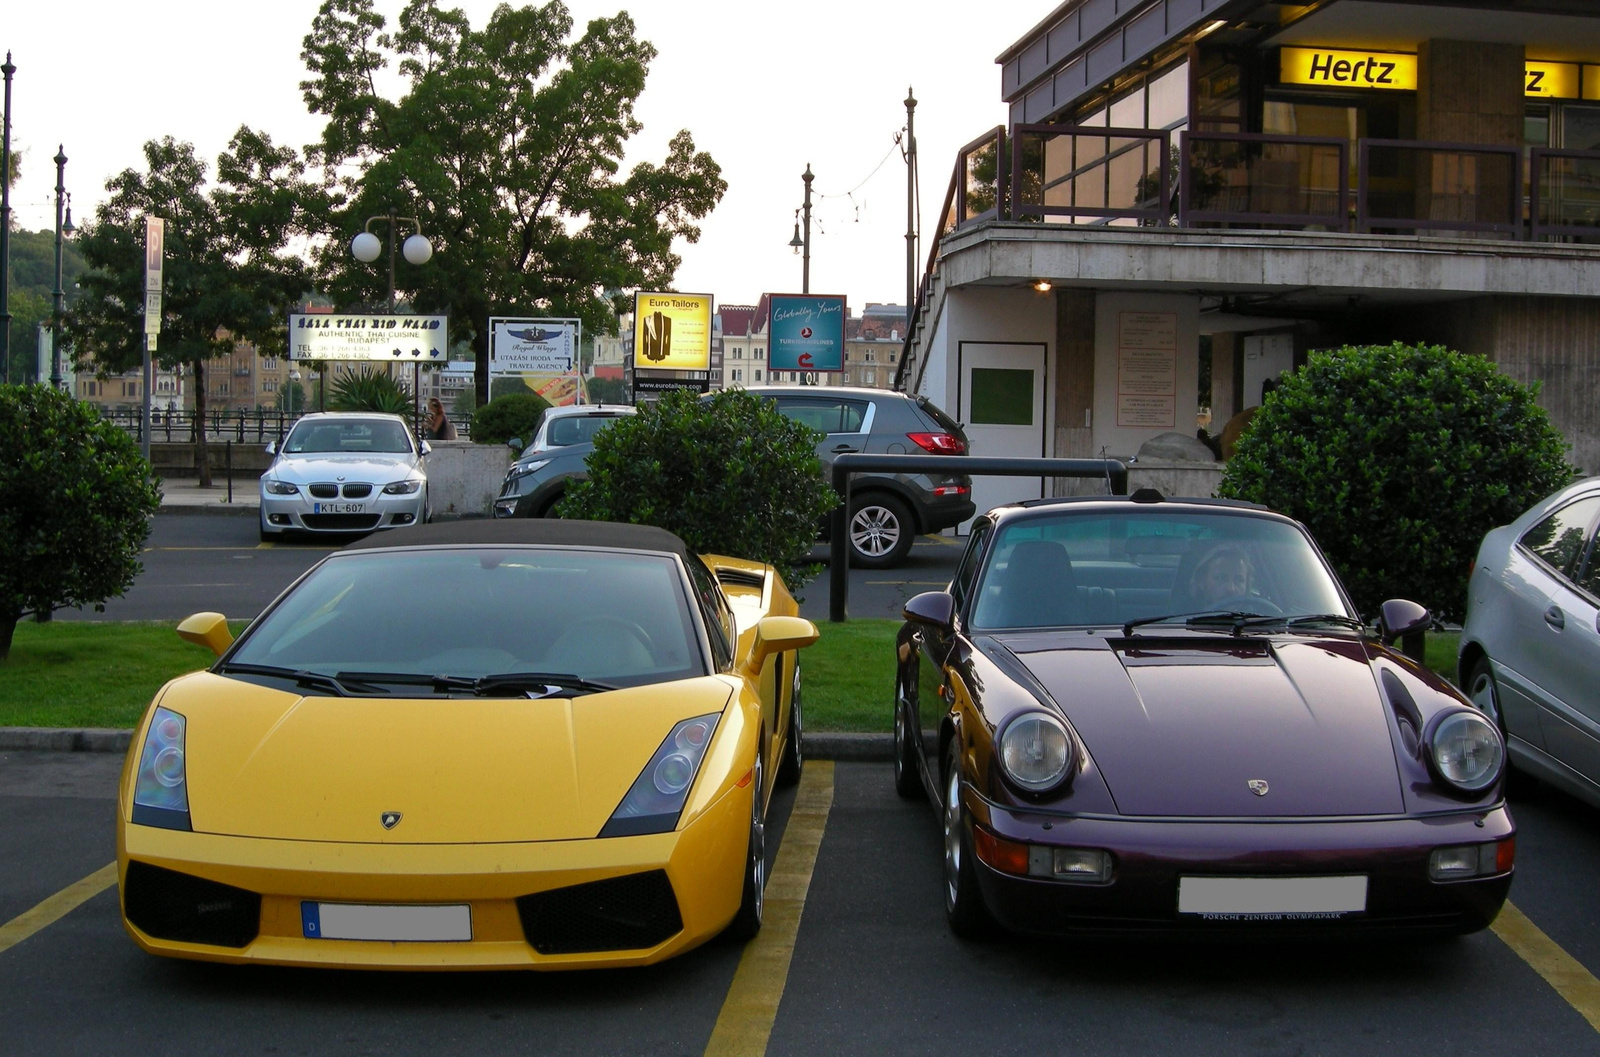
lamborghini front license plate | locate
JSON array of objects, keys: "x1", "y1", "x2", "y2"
[
  {"x1": 1177, "y1": 875, "x2": 1367, "y2": 919},
  {"x1": 301, "y1": 901, "x2": 472, "y2": 942}
]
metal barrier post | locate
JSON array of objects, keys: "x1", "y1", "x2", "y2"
[
  {"x1": 826, "y1": 454, "x2": 1128, "y2": 622},
  {"x1": 226, "y1": 440, "x2": 233, "y2": 504}
]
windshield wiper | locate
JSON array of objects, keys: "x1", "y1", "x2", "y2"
[
  {"x1": 216, "y1": 662, "x2": 374, "y2": 697},
  {"x1": 335, "y1": 671, "x2": 481, "y2": 694},
  {"x1": 1121, "y1": 610, "x2": 1261, "y2": 637},
  {"x1": 1236, "y1": 613, "x2": 1367, "y2": 632},
  {"x1": 473, "y1": 672, "x2": 619, "y2": 697}
]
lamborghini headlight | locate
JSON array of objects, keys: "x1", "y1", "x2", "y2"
[
  {"x1": 996, "y1": 711, "x2": 1074, "y2": 794},
  {"x1": 131, "y1": 706, "x2": 192, "y2": 830},
  {"x1": 599, "y1": 713, "x2": 720, "y2": 837}
]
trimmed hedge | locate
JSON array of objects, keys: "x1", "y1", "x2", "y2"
[
  {"x1": 1219, "y1": 342, "x2": 1574, "y2": 621},
  {"x1": 471, "y1": 391, "x2": 552, "y2": 447}
]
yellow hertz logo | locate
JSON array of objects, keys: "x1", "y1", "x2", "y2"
[{"x1": 1281, "y1": 48, "x2": 1416, "y2": 90}]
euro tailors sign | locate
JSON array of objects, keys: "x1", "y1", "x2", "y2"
[{"x1": 633, "y1": 292, "x2": 713, "y2": 371}]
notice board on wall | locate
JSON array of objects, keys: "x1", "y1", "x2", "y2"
[{"x1": 1115, "y1": 312, "x2": 1178, "y2": 429}]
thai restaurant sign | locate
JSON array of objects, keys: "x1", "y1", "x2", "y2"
[
  {"x1": 1282, "y1": 47, "x2": 1600, "y2": 100},
  {"x1": 289, "y1": 314, "x2": 449, "y2": 362},
  {"x1": 632, "y1": 292, "x2": 713, "y2": 371}
]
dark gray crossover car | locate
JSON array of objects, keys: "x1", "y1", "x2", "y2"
[
  {"x1": 492, "y1": 404, "x2": 637, "y2": 519},
  {"x1": 757, "y1": 386, "x2": 974, "y2": 568}
]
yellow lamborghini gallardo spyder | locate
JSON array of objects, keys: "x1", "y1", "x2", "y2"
[{"x1": 116, "y1": 520, "x2": 819, "y2": 970}]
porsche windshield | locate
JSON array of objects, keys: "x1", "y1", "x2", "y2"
[
  {"x1": 284, "y1": 419, "x2": 414, "y2": 454},
  {"x1": 227, "y1": 548, "x2": 706, "y2": 689},
  {"x1": 970, "y1": 510, "x2": 1352, "y2": 631}
]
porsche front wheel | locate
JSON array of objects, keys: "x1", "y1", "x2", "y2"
[
  {"x1": 942, "y1": 743, "x2": 994, "y2": 939},
  {"x1": 893, "y1": 686, "x2": 923, "y2": 800},
  {"x1": 728, "y1": 753, "x2": 766, "y2": 941}
]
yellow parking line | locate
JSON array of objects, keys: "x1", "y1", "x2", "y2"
[
  {"x1": 1493, "y1": 900, "x2": 1600, "y2": 1033},
  {"x1": 704, "y1": 761, "x2": 835, "y2": 1057},
  {"x1": 0, "y1": 863, "x2": 117, "y2": 957},
  {"x1": 918, "y1": 535, "x2": 962, "y2": 546}
]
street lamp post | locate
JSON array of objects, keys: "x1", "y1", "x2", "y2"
[
  {"x1": 1, "y1": 53, "x2": 15, "y2": 385},
  {"x1": 786, "y1": 164, "x2": 816, "y2": 384},
  {"x1": 350, "y1": 213, "x2": 432, "y2": 434},
  {"x1": 289, "y1": 368, "x2": 300, "y2": 421},
  {"x1": 49, "y1": 146, "x2": 74, "y2": 391}
]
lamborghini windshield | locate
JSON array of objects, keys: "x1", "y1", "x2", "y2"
[
  {"x1": 225, "y1": 547, "x2": 706, "y2": 690},
  {"x1": 970, "y1": 510, "x2": 1352, "y2": 631}
]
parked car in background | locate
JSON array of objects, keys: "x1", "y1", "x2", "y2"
[
  {"x1": 119, "y1": 519, "x2": 819, "y2": 969},
  {"x1": 756, "y1": 386, "x2": 975, "y2": 568},
  {"x1": 896, "y1": 493, "x2": 1512, "y2": 939},
  {"x1": 258, "y1": 413, "x2": 430, "y2": 543},
  {"x1": 493, "y1": 405, "x2": 637, "y2": 519},
  {"x1": 1460, "y1": 477, "x2": 1600, "y2": 810}
]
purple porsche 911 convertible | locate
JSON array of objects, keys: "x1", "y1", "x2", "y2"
[{"x1": 894, "y1": 492, "x2": 1513, "y2": 938}]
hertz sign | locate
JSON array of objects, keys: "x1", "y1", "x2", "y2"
[{"x1": 1282, "y1": 48, "x2": 1599, "y2": 99}]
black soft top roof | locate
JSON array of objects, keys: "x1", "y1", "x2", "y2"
[{"x1": 340, "y1": 519, "x2": 695, "y2": 563}]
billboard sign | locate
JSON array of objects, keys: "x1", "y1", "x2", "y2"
[
  {"x1": 489, "y1": 317, "x2": 581, "y2": 406},
  {"x1": 769, "y1": 294, "x2": 846, "y2": 372},
  {"x1": 289, "y1": 314, "x2": 448, "y2": 362},
  {"x1": 633, "y1": 292, "x2": 713, "y2": 371}
]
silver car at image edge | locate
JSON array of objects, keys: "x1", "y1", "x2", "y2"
[
  {"x1": 1459, "y1": 476, "x2": 1600, "y2": 809},
  {"x1": 258, "y1": 412, "x2": 431, "y2": 542}
]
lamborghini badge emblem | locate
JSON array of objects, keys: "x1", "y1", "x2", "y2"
[
  {"x1": 1247, "y1": 780, "x2": 1269, "y2": 797},
  {"x1": 381, "y1": 811, "x2": 403, "y2": 829}
]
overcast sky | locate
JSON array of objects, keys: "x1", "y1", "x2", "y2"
[{"x1": 3, "y1": 1, "x2": 1022, "y2": 312}]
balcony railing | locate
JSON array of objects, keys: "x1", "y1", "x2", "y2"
[{"x1": 894, "y1": 127, "x2": 1600, "y2": 391}]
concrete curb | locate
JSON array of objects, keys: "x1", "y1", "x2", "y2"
[
  {"x1": 157, "y1": 504, "x2": 258, "y2": 517},
  {"x1": 0, "y1": 727, "x2": 892, "y2": 761}
]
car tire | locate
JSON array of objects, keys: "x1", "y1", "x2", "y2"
[
  {"x1": 727, "y1": 752, "x2": 766, "y2": 941},
  {"x1": 1466, "y1": 656, "x2": 1530, "y2": 792},
  {"x1": 849, "y1": 493, "x2": 915, "y2": 569},
  {"x1": 942, "y1": 741, "x2": 995, "y2": 940},
  {"x1": 777, "y1": 658, "x2": 804, "y2": 787},
  {"x1": 893, "y1": 685, "x2": 924, "y2": 800},
  {"x1": 536, "y1": 490, "x2": 565, "y2": 519}
]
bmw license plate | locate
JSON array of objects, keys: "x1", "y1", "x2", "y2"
[
  {"x1": 1177, "y1": 875, "x2": 1367, "y2": 920},
  {"x1": 312, "y1": 502, "x2": 365, "y2": 514},
  {"x1": 301, "y1": 901, "x2": 472, "y2": 942}
]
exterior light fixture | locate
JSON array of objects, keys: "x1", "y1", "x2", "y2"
[
  {"x1": 350, "y1": 231, "x2": 382, "y2": 263},
  {"x1": 1033, "y1": 279, "x2": 1053, "y2": 293}
]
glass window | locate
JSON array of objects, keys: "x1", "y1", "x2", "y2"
[
  {"x1": 546, "y1": 413, "x2": 628, "y2": 448},
  {"x1": 1147, "y1": 62, "x2": 1190, "y2": 131},
  {"x1": 1575, "y1": 528, "x2": 1600, "y2": 599},
  {"x1": 1519, "y1": 496, "x2": 1600, "y2": 579},
  {"x1": 285, "y1": 417, "x2": 413, "y2": 454},
  {"x1": 970, "y1": 510, "x2": 1349, "y2": 629},
  {"x1": 229, "y1": 548, "x2": 707, "y2": 688},
  {"x1": 951, "y1": 522, "x2": 993, "y2": 609},
  {"x1": 1109, "y1": 86, "x2": 1145, "y2": 131},
  {"x1": 774, "y1": 398, "x2": 868, "y2": 433},
  {"x1": 687, "y1": 556, "x2": 735, "y2": 670}
]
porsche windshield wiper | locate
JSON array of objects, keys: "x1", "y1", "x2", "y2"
[
  {"x1": 1121, "y1": 611, "x2": 1260, "y2": 637},
  {"x1": 1237, "y1": 613, "x2": 1368, "y2": 632},
  {"x1": 215, "y1": 662, "x2": 372, "y2": 697},
  {"x1": 472, "y1": 672, "x2": 619, "y2": 697}
]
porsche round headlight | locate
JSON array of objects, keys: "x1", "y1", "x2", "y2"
[
  {"x1": 1429, "y1": 711, "x2": 1504, "y2": 793},
  {"x1": 997, "y1": 712, "x2": 1073, "y2": 793}
]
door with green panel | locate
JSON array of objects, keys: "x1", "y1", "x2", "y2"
[{"x1": 957, "y1": 342, "x2": 1048, "y2": 531}]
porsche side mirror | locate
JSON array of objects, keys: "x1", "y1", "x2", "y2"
[
  {"x1": 903, "y1": 591, "x2": 956, "y2": 634},
  {"x1": 176, "y1": 612, "x2": 234, "y2": 658},
  {"x1": 744, "y1": 615, "x2": 820, "y2": 675},
  {"x1": 265, "y1": 441, "x2": 277, "y2": 455},
  {"x1": 1377, "y1": 599, "x2": 1430, "y2": 644}
]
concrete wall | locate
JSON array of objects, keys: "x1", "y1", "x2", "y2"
[{"x1": 425, "y1": 441, "x2": 513, "y2": 519}]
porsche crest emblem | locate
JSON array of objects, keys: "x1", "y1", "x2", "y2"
[
  {"x1": 1247, "y1": 779, "x2": 1269, "y2": 797},
  {"x1": 381, "y1": 811, "x2": 403, "y2": 829}
]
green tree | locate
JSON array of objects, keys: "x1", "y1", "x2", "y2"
[
  {"x1": 1219, "y1": 342, "x2": 1575, "y2": 620},
  {"x1": 0, "y1": 384, "x2": 161, "y2": 659},
  {"x1": 471, "y1": 390, "x2": 549, "y2": 446},
  {"x1": 64, "y1": 132, "x2": 315, "y2": 486},
  {"x1": 299, "y1": 0, "x2": 726, "y2": 404},
  {"x1": 585, "y1": 375, "x2": 628, "y2": 404},
  {"x1": 450, "y1": 383, "x2": 477, "y2": 421},
  {"x1": 3, "y1": 231, "x2": 88, "y2": 385},
  {"x1": 274, "y1": 378, "x2": 309, "y2": 413},
  {"x1": 558, "y1": 388, "x2": 838, "y2": 590}
]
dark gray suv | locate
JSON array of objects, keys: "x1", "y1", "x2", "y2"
[
  {"x1": 757, "y1": 386, "x2": 974, "y2": 568},
  {"x1": 492, "y1": 404, "x2": 637, "y2": 519}
]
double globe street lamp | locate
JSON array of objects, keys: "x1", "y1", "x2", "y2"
[{"x1": 349, "y1": 214, "x2": 433, "y2": 434}]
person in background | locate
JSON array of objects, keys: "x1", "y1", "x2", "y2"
[{"x1": 425, "y1": 397, "x2": 458, "y2": 441}]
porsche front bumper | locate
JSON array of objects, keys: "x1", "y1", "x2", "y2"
[{"x1": 116, "y1": 782, "x2": 749, "y2": 970}]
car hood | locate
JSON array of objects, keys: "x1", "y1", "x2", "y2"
[
  {"x1": 159, "y1": 672, "x2": 734, "y2": 843},
  {"x1": 993, "y1": 634, "x2": 1404, "y2": 817},
  {"x1": 268, "y1": 453, "x2": 422, "y2": 483}
]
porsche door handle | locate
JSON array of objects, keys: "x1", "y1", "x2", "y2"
[{"x1": 1544, "y1": 605, "x2": 1566, "y2": 630}]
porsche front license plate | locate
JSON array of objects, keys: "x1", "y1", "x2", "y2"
[
  {"x1": 1177, "y1": 875, "x2": 1367, "y2": 920},
  {"x1": 312, "y1": 502, "x2": 365, "y2": 514},
  {"x1": 301, "y1": 902, "x2": 472, "y2": 942}
]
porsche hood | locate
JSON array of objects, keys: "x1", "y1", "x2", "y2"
[
  {"x1": 154, "y1": 673, "x2": 735, "y2": 843},
  {"x1": 994, "y1": 636, "x2": 1405, "y2": 817}
]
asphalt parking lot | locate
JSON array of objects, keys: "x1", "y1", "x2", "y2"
[{"x1": 2, "y1": 750, "x2": 1599, "y2": 1055}]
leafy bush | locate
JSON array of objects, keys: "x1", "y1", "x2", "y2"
[
  {"x1": 450, "y1": 385, "x2": 478, "y2": 421},
  {"x1": 471, "y1": 391, "x2": 552, "y2": 446},
  {"x1": 328, "y1": 365, "x2": 412, "y2": 414},
  {"x1": 490, "y1": 376, "x2": 533, "y2": 401},
  {"x1": 1219, "y1": 343, "x2": 1574, "y2": 620},
  {"x1": 557, "y1": 388, "x2": 838, "y2": 589},
  {"x1": 0, "y1": 385, "x2": 162, "y2": 659}
]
